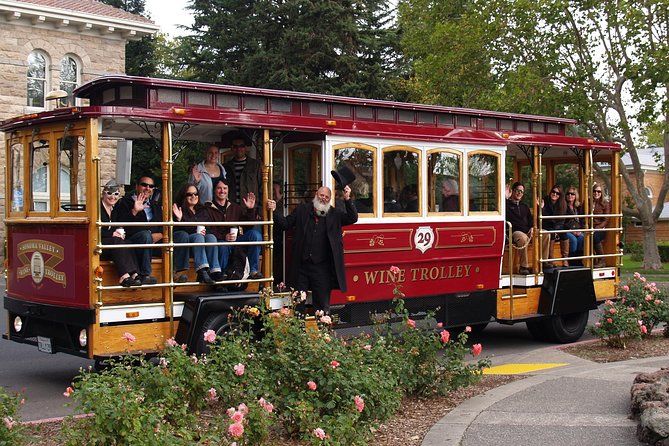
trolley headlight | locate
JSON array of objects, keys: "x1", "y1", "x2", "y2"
[
  {"x1": 78, "y1": 329, "x2": 87, "y2": 347},
  {"x1": 13, "y1": 316, "x2": 22, "y2": 333}
]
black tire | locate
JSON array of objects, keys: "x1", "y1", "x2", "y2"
[
  {"x1": 543, "y1": 311, "x2": 589, "y2": 343},
  {"x1": 526, "y1": 319, "x2": 550, "y2": 342},
  {"x1": 194, "y1": 311, "x2": 232, "y2": 355}
]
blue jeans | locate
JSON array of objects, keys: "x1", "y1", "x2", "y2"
[
  {"x1": 217, "y1": 229, "x2": 262, "y2": 272},
  {"x1": 594, "y1": 230, "x2": 606, "y2": 244},
  {"x1": 127, "y1": 230, "x2": 153, "y2": 276},
  {"x1": 565, "y1": 232, "x2": 584, "y2": 256},
  {"x1": 174, "y1": 231, "x2": 220, "y2": 272}
]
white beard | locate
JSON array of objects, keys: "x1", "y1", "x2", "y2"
[{"x1": 313, "y1": 197, "x2": 331, "y2": 217}]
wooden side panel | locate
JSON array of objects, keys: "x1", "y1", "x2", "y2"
[
  {"x1": 594, "y1": 279, "x2": 616, "y2": 302},
  {"x1": 91, "y1": 321, "x2": 178, "y2": 356},
  {"x1": 502, "y1": 242, "x2": 563, "y2": 274},
  {"x1": 496, "y1": 287, "x2": 541, "y2": 319}
]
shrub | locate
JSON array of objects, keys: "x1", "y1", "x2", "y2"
[
  {"x1": 618, "y1": 273, "x2": 669, "y2": 335},
  {"x1": 0, "y1": 387, "x2": 24, "y2": 446},
  {"x1": 625, "y1": 241, "x2": 643, "y2": 262},
  {"x1": 590, "y1": 299, "x2": 643, "y2": 348},
  {"x1": 59, "y1": 270, "x2": 490, "y2": 446}
]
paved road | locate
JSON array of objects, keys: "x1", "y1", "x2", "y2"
[{"x1": 0, "y1": 273, "x2": 599, "y2": 422}]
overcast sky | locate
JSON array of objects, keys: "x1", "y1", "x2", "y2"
[{"x1": 145, "y1": 0, "x2": 193, "y2": 37}]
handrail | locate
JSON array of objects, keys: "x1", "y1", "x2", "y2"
[
  {"x1": 96, "y1": 276, "x2": 274, "y2": 291},
  {"x1": 97, "y1": 240, "x2": 273, "y2": 249},
  {"x1": 96, "y1": 220, "x2": 273, "y2": 227},
  {"x1": 506, "y1": 221, "x2": 514, "y2": 319},
  {"x1": 540, "y1": 213, "x2": 621, "y2": 219}
]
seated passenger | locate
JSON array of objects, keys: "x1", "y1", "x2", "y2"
[
  {"x1": 205, "y1": 179, "x2": 263, "y2": 281},
  {"x1": 100, "y1": 179, "x2": 141, "y2": 287},
  {"x1": 402, "y1": 184, "x2": 419, "y2": 212},
  {"x1": 114, "y1": 175, "x2": 163, "y2": 285},
  {"x1": 172, "y1": 183, "x2": 221, "y2": 284},
  {"x1": 541, "y1": 185, "x2": 565, "y2": 267},
  {"x1": 383, "y1": 186, "x2": 403, "y2": 212},
  {"x1": 505, "y1": 181, "x2": 533, "y2": 275},
  {"x1": 563, "y1": 186, "x2": 584, "y2": 265},
  {"x1": 441, "y1": 178, "x2": 460, "y2": 212},
  {"x1": 592, "y1": 183, "x2": 610, "y2": 267}
]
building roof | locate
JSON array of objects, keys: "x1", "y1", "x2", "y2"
[
  {"x1": 621, "y1": 146, "x2": 665, "y2": 171},
  {"x1": 14, "y1": 0, "x2": 153, "y2": 24}
]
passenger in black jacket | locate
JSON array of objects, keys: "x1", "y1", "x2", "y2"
[
  {"x1": 505, "y1": 182, "x2": 533, "y2": 274},
  {"x1": 267, "y1": 185, "x2": 358, "y2": 313},
  {"x1": 100, "y1": 180, "x2": 141, "y2": 287},
  {"x1": 541, "y1": 185, "x2": 566, "y2": 266},
  {"x1": 114, "y1": 175, "x2": 163, "y2": 285}
]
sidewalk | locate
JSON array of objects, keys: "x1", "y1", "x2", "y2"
[{"x1": 422, "y1": 345, "x2": 664, "y2": 446}]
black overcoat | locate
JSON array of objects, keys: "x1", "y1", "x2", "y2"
[{"x1": 274, "y1": 199, "x2": 358, "y2": 292}]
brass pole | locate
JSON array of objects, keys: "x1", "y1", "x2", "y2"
[{"x1": 161, "y1": 123, "x2": 174, "y2": 336}]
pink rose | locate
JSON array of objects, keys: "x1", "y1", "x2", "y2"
[
  {"x1": 234, "y1": 363, "x2": 245, "y2": 376},
  {"x1": 63, "y1": 386, "x2": 74, "y2": 398},
  {"x1": 203, "y1": 329, "x2": 216, "y2": 343},
  {"x1": 330, "y1": 360, "x2": 340, "y2": 369},
  {"x1": 208, "y1": 388, "x2": 218, "y2": 402},
  {"x1": 258, "y1": 397, "x2": 274, "y2": 413},
  {"x1": 307, "y1": 380, "x2": 317, "y2": 391},
  {"x1": 313, "y1": 428, "x2": 327, "y2": 440},
  {"x1": 159, "y1": 357, "x2": 169, "y2": 368},
  {"x1": 122, "y1": 332, "x2": 136, "y2": 343},
  {"x1": 165, "y1": 337, "x2": 178, "y2": 347},
  {"x1": 606, "y1": 318, "x2": 613, "y2": 323},
  {"x1": 3, "y1": 417, "x2": 15, "y2": 430},
  {"x1": 646, "y1": 295, "x2": 653, "y2": 301},
  {"x1": 634, "y1": 272, "x2": 641, "y2": 279},
  {"x1": 440, "y1": 330, "x2": 450, "y2": 343},
  {"x1": 641, "y1": 325, "x2": 648, "y2": 334},
  {"x1": 407, "y1": 319, "x2": 416, "y2": 329},
  {"x1": 471, "y1": 343, "x2": 483, "y2": 357},
  {"x1": 238, "y1": 403, "x2": 249, "y2": 415},
  {"x1": 609, "y1": 308, "x2": 616, "y2": 314},
  {"x1": 320, "y1": 315, "x2": 332, "y2": 325},
  {"x1": 622, "y1": 285, "x2": 629, "y2": 292},
  {"x1": 436, "y1": 322, "x2": 443, "y2": 328},
  {"x1": 228, "y1": 422, "x2": 244, "y2": 438},
  {"x1": 641, "y1": 277, "x2": 647, "y2": 283},
  {"x1": 465, "y1": 326, "x2": 472, "y2": 333},
  {"x1": 389, "y1": 266, "x2": 400, "y2": 274},
  {"x1": 595, "y1": 322, "x2": 601, "y2": 327},
  {"x1": 363, "y1": 344, "x2": 372, "y2": 351},
  {"x1": 354, "y1": 395, "x2": 365, "y2": 413},
  {"x1": 227, "y1": 407, "x2": 236, "y2": 418},
  {"x1": 656, "y1": 299, "x2": 663, "y2": 305},
  {"x1": 230, "y1": 410, "x2": 244, "y2": 423}
]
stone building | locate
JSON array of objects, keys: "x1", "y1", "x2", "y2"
[{"x1": 0, "y1": 0, "x2": 158, "y2": 256}]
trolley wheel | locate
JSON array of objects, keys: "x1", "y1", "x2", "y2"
[
  {"x1": 526, "y1": 311, "x2": 589, "y2": 344},
  {"x1": 194, "y1": 311, "x2": 233, "y2": 355}
]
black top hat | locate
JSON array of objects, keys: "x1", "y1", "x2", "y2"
[{"x1": 331, "y1": 165, "x2": 356, "y2": 188}]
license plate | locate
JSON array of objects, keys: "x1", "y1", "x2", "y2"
[{"x1": 37, "y1": 336, "x2": 53, "y2": 354}]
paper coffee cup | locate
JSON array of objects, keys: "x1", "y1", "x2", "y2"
[
  {"x1": 230, "y1": 227, "x2": 238, "y2": 239},
  {"x1": 117, "y1": 228, "x2": 125, "y2": 236},
  {"x1": 196, "y1": 225, "x2": 206, "y2": 235}
]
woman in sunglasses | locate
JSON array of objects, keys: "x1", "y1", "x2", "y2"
[
  {"x1": 563, "y1": 186, "x2": 585, "y2": 265},
  {"x1": 592, "y1": 183, "x2": 610, "y2": 267},
  {"x1": 100, "y1": 179, "x2": 142, "y2": 287},
  {"x1": 172, "y1": 183, "x2": 222, "y2": 284},
  {"x1": 541, "y1": 184, "x2": 566, "y2": 267}
]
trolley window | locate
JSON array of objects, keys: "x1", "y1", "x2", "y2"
[
  {"x1": 333, "y1": 143, "x2": 376, "y2": 216},
  {"x1": 9, "y1": 140, "x2": 25, "y2": 214},
  {"x1": 427, "y1": 150, "x2": 462, "y2": 214},
  {"x1": 30, "y1": 137, "x2": 51, "y2": 212},
  {"x1": 57, "y1": 135, "x2": 86, "y2": 212},
  {"x1": 468, "y1": 151, "x2": 500, "y2": 213},
  {"x1": 382, "y1": 146, "x2": 420, "y2": 215}
]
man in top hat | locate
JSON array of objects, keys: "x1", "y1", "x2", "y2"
[{"x1": 266, "y1": 168, "x2": 358, "y2": 313}]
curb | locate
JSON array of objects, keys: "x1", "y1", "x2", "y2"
[{"x1": 21, "y1": 413, "x2": 92, "y2": 426}]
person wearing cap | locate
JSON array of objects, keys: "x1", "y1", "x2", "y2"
[
  {"x1": 224, "y1": 137, "x2": 262, "y2": 207},
  {"x1": 114, "y1": 175, "x2": 163, "y2": 285},
  {"x1": 267, "y1": 175, "x2": 358, "y2": 313},
  {"x1": 99, "y1": 180, "x2": 142, "y2": 287}
]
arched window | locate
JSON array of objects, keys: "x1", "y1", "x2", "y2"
[
  {"x1": 60, "y1": 55, "x2": 80, "y2": 106},
  {"x1": 333, "y1": 143, "x2": 376, "y2": 217},
  {"x1": 427, "y1": 149, "x2": 462, "y2": 214},
  {"x1": 27, "y1": 51, "x2": 48, "y2": 108},
  {"x1": 382, "y1": 145, "x2": 421, "y2": 215},
  {"x1": 468, "y1": 151, "x2": 501, "y2": 213}
]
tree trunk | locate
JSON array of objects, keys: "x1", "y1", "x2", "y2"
[{"x1": 642, "y1": 224, "x2": 662, "y2": 270}]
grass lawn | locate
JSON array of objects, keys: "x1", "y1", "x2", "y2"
[{"x1": 620, "y1": 254, "x2": 669, "y2": 280}]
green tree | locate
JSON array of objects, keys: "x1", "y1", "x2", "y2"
[
  {"x1": 183, "y1": 0, "x2": 400, "y2": 98},
  {"x1": 399, "y1": 0, "x2": 669, "y2": 269}
]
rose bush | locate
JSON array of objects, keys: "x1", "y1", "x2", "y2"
[
  {"x1": 0, "y1": 387, "x2": 24, "y2": 446},
  {"x1": 619, "y1": 273, "x2": 669, "y2": 335},
  {"x1": 59, "y1": 267, "x2": 489, "y2": 445}
]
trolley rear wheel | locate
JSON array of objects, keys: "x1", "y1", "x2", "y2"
[{"x1": 526, "y1": 311, "x2": 589, "y2": 343}]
